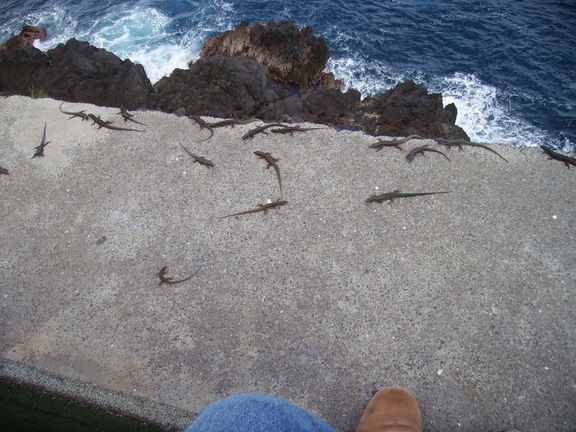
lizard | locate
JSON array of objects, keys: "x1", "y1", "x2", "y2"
[
  {"x1": 366, "y1": 190, "x2": 449, "y2": 204},
  {"x1": 118, "y1": 107, "x2": 147, "y2": 125},
  {"x1": 189, "y1": 115, "x2": 214, "y2": 142},
  {"x1": 242, "y1": 123, "x2": 291, "y2": 140},
  {"x1": 208, "y1": 118, "x2": 257, "y2": 128},
  {"x1": 269, "y1": 126, "x2": 326, "y2": 135},
  {"x1": 254, "y1": 151, "x2": 282, "y2": 193},
  {"x1": 88, "y1": 114, "x2": 142, "y2": 132},
  {"x1": 31, "y1": 122, "x2": 50, "y2": 158},
  {"x1": 369, "y1": 135, "x2": 424, "y2": 150},
  {"x1": 435, "y1": 138, "x2": 508, "y2": 162},
  {"x1": 179, "y1": 143, "x2": 214, "y2": 168},
  {"x1": 0, "y1": 165, "x2": 9, "y2": 175},
  {"x1": 540, "y1": 145, "x2": 576, "y2": 168},
  {"x1": 59, "y1": 103, "x2": 90, "y2": 121},
  {"x1": 406, "y1": 145, "x2": 450, "y2": 162},
  {"x1": 369, "y1": 139, "x2": 406, "y2": 151},
  {"x1": 157, "y1": 266, "x2": 199, "y2": 286},
  {"x1": 222, "y1": 199, "x2": 287, "y2": 218}
]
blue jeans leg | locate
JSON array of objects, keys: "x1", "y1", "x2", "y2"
[{"x1": 185, "y1": 393, "x2": 337, "y2": 432}]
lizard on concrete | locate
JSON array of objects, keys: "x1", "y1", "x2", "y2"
[
  {"x1": 189, "y1": 115, "x2": 214, "y2": 142},
  {"x1": 118, "y1": 108, "x2": 147, "y2": 125},
  {"x1": 222, "y1": 200, "x2": 287, "y2": 218},
  {"x1": 406, "y1": 145, "x2": 450, "y2": 162},
  {"x1": 269, "y1": 126, "x2": 325, "y2": 135},
  {"x1": 435, "y1": 138, "x2": 508, "y2": 162},
  {"x1": 255, "y1": 151, "x2": 282, "y2": 193},
  {"x1": 366, "y1": 190, "x2": 449, "y2": 204},
  {"x1": 59, "y1": 103, "x2": 90, "y2": 121},
  {"x1": 179, "y1": 143, "x2": 215, "y2": 168},
  {"x1": 370, "y1": 135, "x2": 423, "y2": 150},
  {"x1": 88, "y1": 114, "x2": 142, "y2": 132},
  {"x1": 242, "y1": 123, "x2": 290, "y2": 140},
  {"x1": 31, "y1": 122, "x2": 50, "y2": 158},
  {"x1": 369, "y1": 140, "x2": 405, "y2": 151},
  {"x1": 209, "y1": 118, "x2": 257, "y2": 128},
  {"x1": 540, "y1": 145, "x2": 576, "y2": 168},
  {"x1": 157, "y1": 266, "x2": 199, "y2": 285}
]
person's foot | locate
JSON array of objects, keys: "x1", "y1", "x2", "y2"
[{"x1": 356, "y1": 387, "x2": 422, "y2": 432}]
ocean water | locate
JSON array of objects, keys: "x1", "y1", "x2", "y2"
[{"x1": 1, "y1": 0, "x2": 574, "y2": 151}]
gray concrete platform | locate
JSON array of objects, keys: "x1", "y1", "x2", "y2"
[{"x1": 0, "y1": 96, "x2": 574, "y2": 431}]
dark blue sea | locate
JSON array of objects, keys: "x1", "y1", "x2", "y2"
[{"x1": 1, "y1": 0, "x2": 575, "y2": 151}]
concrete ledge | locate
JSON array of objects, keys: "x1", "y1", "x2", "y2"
[{"x1": 0, "y1": 358, "x2": 195, "y2": 432}]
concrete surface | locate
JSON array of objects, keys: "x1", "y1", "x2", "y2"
[{"x1": 0, "y1": 96, "x2": 574, "y2": 432}]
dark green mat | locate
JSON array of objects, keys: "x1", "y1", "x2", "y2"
[{"x1": 0, "y1": 359, "x2": 195, "y2": 432}]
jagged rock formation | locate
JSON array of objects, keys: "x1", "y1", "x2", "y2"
[
  {"x1": 355, "y1": 80, "x2": 469, "y2": 140},
  {"x1": 0, "y1": 39, "x2": 152, "y2": 109},
  {"x1": 0, "y1": 24, "x2": 469, "y2": 140},
  {"x1": 154, "y1": 55, "x2": 304, "y2": 121},
  {"x1": 200, "y1": 20, "x2": 334, "y2": 90}
]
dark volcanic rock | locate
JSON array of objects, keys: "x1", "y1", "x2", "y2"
[
  {"x1": 356, "y1": 80, "x2": 469, "y2": 140},
  {"x1": 154, "y1": 54, "x2": 304, "y2": 121},
  {"x1": 200, "y1": 21, "x2": 330, "y2": 89},
  {"x1": 304, "y1": 88, "x2": 361, "y2": 125},
  {"x1": 0, "y1": 39, "x2": 152, "y2": 109},
  {"x1": 1, "y1": 30, "x2": 470, "y2": 141},
  {"x1": 0, "y1": 47, "x2": 51, "y2": 93}
]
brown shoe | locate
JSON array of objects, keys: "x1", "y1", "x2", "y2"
[{"x1": 356, "y1": 387, "x2": 422, "y2": 432}]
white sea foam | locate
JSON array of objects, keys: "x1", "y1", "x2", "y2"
[
  {"x1": 9, "y1": 5, "x2": 77, "y2": 50},
  {"x1": 428, "y1": 73, "x2": 558, "y2": 149},
  {"x1": 327, "y1": 57, "x2": 401, "y2": 96},
  {"x1": 19, "y1": 5, "x2": 197, "y2": 84},
  {"x1": 327, "y1": 58, "x2": 571, "y2": 149},
  {"x1": 83, "y1": 7, "x2": 193, "y2": 84},
  {"x1": 6, "y1": 3, "x2": 571, "y2": 150}
]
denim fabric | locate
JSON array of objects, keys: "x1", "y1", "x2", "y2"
[{"x1": 185, "y1": 393, "x2": 337, "y2": 432}]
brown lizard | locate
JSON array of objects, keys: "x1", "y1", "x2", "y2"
[
  {"x1": 88, "y1": 114, "x2": 142, "y2": 132},
  {"x1": 31, "y1": 122, "x2": 50, "y2": 158},
  {"x1": 366, "y1": 190, "x2": 450, "y2": 204},
  {"x1": 0, "y1": 165, "x2": 9, "y2": 175},
  {"x1": 406, "y1": 145, "x2": 450, "y2": 162},
  {"x1": 208, "y1": 118, "x2": 256, "y2": 128},
  {"x1": 269, "y1": 126, "x2": 325, "y2": 135},
  {"x1": 369, "y1": 140, "x2": 405, "y2": 151},
  {"x1": 540, "y1": 145, "x2": 576, "y2": 168},
  {"x1": 242, "y1": 123, "x2": 290, "y2": 140},
  {"x1": 222, "y1": 199, "x2": 287, "y2": 218},
  {"x1": 189, "y1": 115, "x2": 214, "y2": 142},
  {"x1": 118, "y1": 107, "x2": 147, "y2": 125},
  {"x1": 59, "y1": 103, "x2": 90, "y2": 121},
  {"x1": 157, "y1": 266, "x2": 199, "y2": 286},
  {"x1": 255, "y1": 151, "x2": 282, "y2": 193},
  {"x1": 370, "y1": 135, "x2": 423, "y2": 150},
  {"x1": 435, "y1": 138, "x2": 508, "y2": 162},
  {"x1": 179, "y1": 143, "x2": 214, "y2": 168}
]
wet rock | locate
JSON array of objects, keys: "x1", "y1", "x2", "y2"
[
  {"x1": 356, "y1": 80, "x2": 469, "y2": 140},
  {"x1": 200, "y1": 20, "x2": 330, "y2": 89},
  {"x1": 154, "y1": 54, "x2": 304, "y2": 121},
  {"x1": 43, "y1": 39, "x2": 152, "y2": 109},
  {"x1": 0, "y1": 39, "x2": 152, "y2": 109},
  {"x1": 0, "y1": 47, "x2": 51, "y2": 94},
  {"x1": 304, "y1": 88, "x2": 361, "y2": 125}
]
